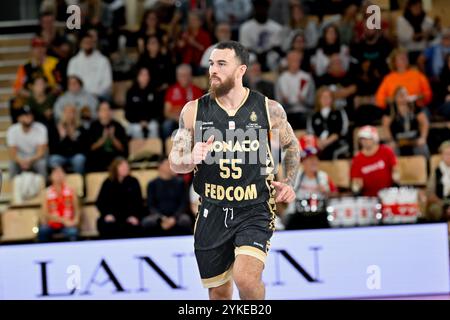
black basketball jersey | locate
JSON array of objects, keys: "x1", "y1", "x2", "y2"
[{"x1": 193, "y1": 89, "x2": 276, "y2": 208}]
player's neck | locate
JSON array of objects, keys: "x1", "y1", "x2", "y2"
[{"x1": 216, "y1": 85, "x2": 248, "y2": 110}]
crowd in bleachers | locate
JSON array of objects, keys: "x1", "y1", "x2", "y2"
[{"x1": 3, "y1": 0, "x2": 450, "y2": 242}]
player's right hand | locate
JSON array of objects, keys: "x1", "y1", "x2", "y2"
[{"x1": 192, "y1": 135, "x2": 214, "y2": 164}]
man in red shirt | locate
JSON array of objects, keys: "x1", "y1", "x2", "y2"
[
  {"x1": 351, "y1": 126, "x2": 400, "y2": 197},
  {"x1": 163, "y1": 64, "x2": 203, "y2": 140}
]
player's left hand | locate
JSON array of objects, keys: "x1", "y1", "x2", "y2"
[{"x1": 272, "y1": 181, "x2": 296, "y2": 203}]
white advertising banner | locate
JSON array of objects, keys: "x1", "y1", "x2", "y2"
[{"x1": 0, "y1": 223, "x2": 448, "y2": 299}]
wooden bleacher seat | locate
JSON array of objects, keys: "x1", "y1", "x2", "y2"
[
  {"x1": 128, "y1": 137, "x2": 163, "y2": 162},
  {"x1": 1, "y1": 208, "x2": 39, "y2": 242},
  {"x1": 85, "y1": 172, "x2": 109, "y2": 203},
  {"x1": 0, "y1": 147, "x2": 9, "y2": 161},
  {"x1": 79, "y1": 205, "x2": 100, "y2": 238},
  {"x1": 66, "y1": 173, "x2": 84, "y2": 198},
  {"x1": 430, "y1": 154, "x2": 441, "y2": 176},
  {"x1": 319, "y1": 159, "x2": 351, "y2": 189},
  {"x1": 165, "y1": 137, "x2": 173, "y2": 156},
  {"x1": 11, "y1": 175, "x2": 45, "y2": 206},
  {"x1": 112, "y1": 80, "x2": 133, "y2": 108},
  {"x1": 398, "y1": 155, "x2": 427, "y2": 186},
  {"x1": 112, "y1": 108, "x2": 129, "y2": 130},
  {"x1": 131, "y1": 169, "x2": 159, "y2": 198}
]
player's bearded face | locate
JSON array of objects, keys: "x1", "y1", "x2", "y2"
[{"x1": 209, "y1": 71, "x2": 235, "y2": 98}]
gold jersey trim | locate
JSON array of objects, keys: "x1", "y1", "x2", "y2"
[
  {"x1": 214, "y1": 87, "x2": 250, "y2": 117},
  {"x1": 201, "y1": 265, "x2": 233, "y2": 288},
  {"x1": 235, "y1": 245, "x2": 267, "y2": 264}
]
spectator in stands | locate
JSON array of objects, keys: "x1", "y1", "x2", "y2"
[
  {"x1": 86, "y1": 101, "x2": 128, "y2": 172},
  {"x1": 336, "y1": 2, "x2": 359, "y2": 46},
  {"x1": 96, "y1": 158, "x2": 143, "y2": 239},
  {"x1": 275, "y1": 50, "x2": 315, "y2": 129},
  {"x1": 239, "y1": 0, "x2": 283, "y2": 71},
  {"x1": 351, "y1": 125, "x2": 400, "y2": 197},
  {"x1": 13, "y1": 37, "x2": 59, "y2": 96},
  {"x1": 125, "y1": 67, "x2": 162, "y2": 139},
  {"x1": 163, "y1": 64, "x2": 203, "y2": 139},
  {"x1": 283, "y1": 135, "x2": 337, "y2": 230},
  {"x1": 38, "y1": 166, "x2": 80, "y2": 242},
  {"x1": 176, "y1": 11, "x2": 211, "y2": 75},
  {"x1": 279, "y1": 30, "x2": 313, "y2": 72},
  {"x1": 315, "y1": 53, "x2": 357, "y2": 111},
  {"x1": 67, "y1": 33, "x2": 113, "y2": 99},
  {"x1": 396, "y1": 0, "x2": 436, "y2": 65},
  {"x1": 37, "y1": 11, "x2": 67, "y2": 57},
  {"x1": 54, "y1": 75, "x2": 98, "y2": 122},
  {"x1": 311, "y1": 24, "x2": 350, "y2": 77},
  {"x1": 353, "y1": 0, "x2": 391, "y2": 43},
  {"x1": 200, "y1": 23, "x2": 232, "y2": 73},
  {"x1": 244, "y1": 59, "x2": 275, "y2": 99},
  {"x1": 137, "y1": 9, "x2": 167, "y2": 54},
  {"x1": 135, "y1": 35, "x2": 174, "y2": 92},
  {"x1": 26, "y1": 76, "x2": 56, "y2": 126},
  {"x1": 423, "y1": 28, "x2": 450, "y2": 81},
  {"x1": 213, "y1": 0, "x2": 252, "y2": 39},
  {"x1": 436, "y1": 53, "x2": 450, "y2": 118},
  {"x1": 7, "y1": 105, "x2": 48, "y2": 178},
  {"x1": 426, "y1": 141, "x2": 450, "y2": 221},
  {"x1": 51, "y1": 39, "x2": 73, "y2": 91},
  {"x1": 382, "y1": 86, "x2": 430, "y2": 158},
  {"x1": 280, "y1": 1, "x2": 319, "y2": 52},
  {"x1": 375, "y1": 48, "x2": 432, "y2": 110},
  {"x1": 49, "y1": 105, "x2": 88, "y2": 174},
  {"x1": 307, "y1": 86, "x2": 349, "y2": 160},
  {"x1": 142, "y1": 156, "x2": 192, "y2": 236}
]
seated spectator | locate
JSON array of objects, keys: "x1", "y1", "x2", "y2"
[
  {"x1": 37, "y1": 11, "x2": 68, "y2": 58},
  {"x1": 200, "y1": 22, "x2": 232, "y2": 73},
  {"x1": 283, "y1": 135, "x2": 337, "y2": 230},
  {"x1": 280, "y1": 1, "x2": 319, "y2": 52},
  {"x1": 436, "y1": 53, "x2": 450, "y2": 119},
  {"x1": 142, "y1": 157, "x2": 192, "y2": 236},
  {"x1": 26, "y1": 76, "x2": 56, "y2": 126},
  {"x1": 86, "y1": 101, "x2": 128, "y2": 172},
  {"x1": 176, "y1": 11, "x2": 211, "y2": 75},
  {"x1": 135, "y1": 35, "x2": 174, "y2": 92},
  {"x1": 336, "y1": 2, "x2": 359, "y2": 46},
  {"x1": 67, "y1": 33, "x2": 112, "y2": 99},
  {"x1": 54, "y1": 75, "x2": 98, "y2": 122},
  {"x1": 38, "y1": 166, "x2": 80, "y2": 242},
  {"x1": 279, "y1": 30, "x2": 313, "y2": 72},
  {"x1": 426, "y1": 141, "x2": 450, "y2": 221},
  {"x1": 351, "y1": 126, "x2": 400, "y2": 197},
  {"x1": 375, "y1": 48, "x2": 432, "y2": 110},
  {"x1": 7, "y1": 106, "x2": 48, "y2": 178},
  {"x1": 275, "y1": 50, "x2": 315, "y2": 129},
  {"x1": 423, "y1": 28, "x2": 450, "y2": 81},
  {"x1": 13, "y1": 37, "x2": 59, "y2": 97},
  {"x1": 96, "y1": 158, "x2": 143, "y2": 239},
  {"x1": 49, "y1": 105, "x2": 88, "y2": 174},
  {"x1": 311, "y1": 24, "x2": 350, "y2": 77},
  {"x1": 244, "y1": 59, "x2": 275, "y2": 99},
  {"x1": 137, "y1": 9, "x2": 167, "y2": 54},
  {"x1": 315, "y1": 53, "x2": 357, "y2": 111},
  {"x1": 125, "y1": 67, "x2": 162, "y2": 139},
  {"x1": 307, "y1": 87, "x2": 349, "y2": 160},
  {"x1": 396, "y1": 0, "x2": 436, "y2": 65},
  {"x1": 239, "y1": 0, "x2": 283, "y2": 71},
  {"x1": 163, "y1": 64, "x2": 203, "y2": 139},
  {"x1": 213, "y1": 0, "x2": 252, "y2": 38},
  {"x1": 382, "y1": 86, "x2": 430, "y2": 158}
]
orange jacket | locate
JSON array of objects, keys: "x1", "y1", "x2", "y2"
[{"x1": 375, "y1": 69, "x2": 432, "y2": 109}]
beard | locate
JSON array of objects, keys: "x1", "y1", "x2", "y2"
[{"x1": 209, "y1": 75, "x2": 235, "y2": 98}]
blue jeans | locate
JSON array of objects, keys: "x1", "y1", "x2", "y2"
[
  {"x1": 49, "y1": 154, "x2": 86, "y2": 174},
  {"x1": 38, "y1": 225, "x2": 78, "y2": 242}
]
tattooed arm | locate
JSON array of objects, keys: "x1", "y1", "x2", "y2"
[
  {"x1": 169, "y1": 101, "x2": 214, "y2": 173},
  {"x1": 268, "y1": 99, "x2": 300, "y2": 203},
  {"x1": 169, "y1": 101, "x2": 196, "y2": 174},
  {"x1": 268, "y1": 99, "x2": 300, "y2": 187}
]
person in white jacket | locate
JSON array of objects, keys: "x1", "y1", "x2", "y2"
[{"x1": 67, "y1": 33, "x2": 113, "y2": 99}]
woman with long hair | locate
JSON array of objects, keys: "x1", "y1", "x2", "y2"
[{"x1": 96, "y1": 158, "x2": 144, "y2": 239}]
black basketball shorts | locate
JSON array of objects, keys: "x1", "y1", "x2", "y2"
[{"x1": 193, "y1": 199, "x2": 276, "y2": 288}]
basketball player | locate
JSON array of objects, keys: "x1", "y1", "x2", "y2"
[{"x1": 169, "y1": 41, "x2": 299, "y2": 300}]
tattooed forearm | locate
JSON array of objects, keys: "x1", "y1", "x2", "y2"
[
  {"x1": 268, "y1": 100, "x2": 300, "y2": 187},
  {"x1": 169, "y1": 103, "x2": 196, "y2": 173}
]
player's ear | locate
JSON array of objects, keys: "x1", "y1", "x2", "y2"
[{"x1": 239, "y1": 64, "x2": 247, "y2": 77}]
